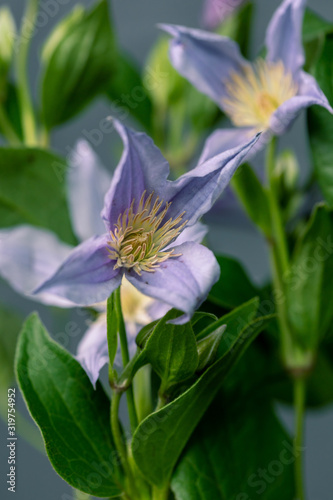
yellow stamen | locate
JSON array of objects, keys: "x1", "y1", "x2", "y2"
[
  {"x1": 222, "y1": 59, "x2": 298, "y2": 131},
  {"x1": 107, "y1": 191, "x2": 187, "y2": 275}
]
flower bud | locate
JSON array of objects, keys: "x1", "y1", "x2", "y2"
[
  {"x1": 274, "y1": 149, "x2": 299, "y2": 191},
  {"x1": 0, "y1": 7, "x2": 16, "y2": 97},
  {"x1": 41, "y1": 6, "x2": 84, "y2": 64},
  {"x1": 196, "y1": 324, "x2": 226, "y2": 372}
]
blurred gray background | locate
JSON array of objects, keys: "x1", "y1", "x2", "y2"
[{"x1": 1, "y1": 0, "x2": 333, "y2": 499}]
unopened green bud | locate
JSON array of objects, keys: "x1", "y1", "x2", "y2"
[
  {"x1": 274, "y1": 149, "x2": 299, "y2": 191},
  {"x1": 0, "y1": 7, "x2": 16, "y2": 93},
  {"x1": 41, "y1": 5, "x2": 85, "y2": 64},
  {"x1": 196, "y1": 324, "x2": 226, "y2": 372}
]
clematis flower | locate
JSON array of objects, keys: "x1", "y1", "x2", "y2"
[
  {"x1": 202, "y1": 0, "x2": 247, "y2": 30},
  {"x1": 0, "y1": 139, "x2": 201, "y2": 385},
  {"x1": 161, "y1": 0, "x2": 333, "y2": 156},
  {"x1": 35, "y1": 119, "x2": 259, "y2": 324}
]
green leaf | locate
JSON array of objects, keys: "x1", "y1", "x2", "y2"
[
  {"x1": 286, "y1": 204, "x2": 333, "y2": 350},
  {"x1": 0, "y1": 305, "x2": 22, "y2": 396},
  {"x1": 0, "y1": 148, "x2": 76, "y2": 244},
  {"x1": 1, "y1": 84, "x2": 23, "y2": 140},
  {"x1": 190, "y1": 312, "x2": 217, "y2": 337},
  {"x1": 302, "y1": 9, "x2": 333, "y2": 72},
  {"x1": 131, "y1": 301, "x2": 271, "y2": 487},
  {"x1": 15, "y1": 313, "x2": 123, "y2": 497},
  {"x1": 143, "y1": 310, "x2": 198, "y2": 388},
  {"x1": 106, "y1": 52, "x2": 153, "y2": 132},
  {"x1": 41, "y1": 0, "x2": 116, "y2": 129},
  {"x1": 308, "y1": 34, "x2": 333, "y2": 205},
  {"x1": 303, "y1": 8, "x2": 333, "y2": 42},
  {"x1": 209, "y1": 255, "x2": 258, "y2": 309},
  {"x1": 231, "y1": 163, "x2": 271, "y2": 235},
  {"x1": 172, "y1": 396, "x2": 294, "y2": 500}
]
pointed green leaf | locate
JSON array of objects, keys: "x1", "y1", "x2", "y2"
[
  {"x1": 131, "y1": 302, "x2": 271, "y2": 487},
  {"x1": 106, "y1": 52, "x2": 153, "y2": 132},
  {"x1": 308, "y1": 34, "x2": 333, "y2": 205},
  {"x1": 15, "y1": 313, "x2": 123, "y2": 497},
  {"x1": 286, "y1": 204, "x2": 333, "y2": 350},
  {"x1": 143, "y1": 310, "x2": 198, "y2": 387},
  {"x1": 171, "y1": 396, "x2": 294, "y2": 500},
  {"x1": 0, "y1": 148, "x2": 76, "y2": 244}
]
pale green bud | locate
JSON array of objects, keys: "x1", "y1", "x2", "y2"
[
  {"x1": 41, "y1": 5, "x2": 85, "y2": 64},
  {"x1": 274, "y1": 149, "x2": 299, "y2": 191},
  {"x1": 0, "y1": 7, "x2": 16, "y2": 78},
  {"x1": 196, "y1": 325, "x2": 226, "y2": 372}
]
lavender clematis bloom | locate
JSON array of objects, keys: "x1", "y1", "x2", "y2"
[
  {"x1": 35, "y1": 119, "x2": 259, "y2": 323},
  {"x1": 161, "y1": 0, "x2": 333, "y2": 156},
  {"x1": 0, "y1": 138, "x2": 212, "y2": 386}
]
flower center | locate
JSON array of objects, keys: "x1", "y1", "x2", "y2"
[
  {"x1": 107, "y1": 191, "x2": 187, "y2": 275},
  {"x1": 222, "y1": 59, "x2": 298, "y2": 131}
]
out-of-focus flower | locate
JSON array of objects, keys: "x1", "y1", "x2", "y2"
[
  {"x1": 35, "y1": 119, "x2": 258, "y2": 323},
  {"x1": 161, "y1": 0, "x2": 333, "y2": 157},
  {"x1": 202, "y1": 0, "x2": 247, "y2": 30}
]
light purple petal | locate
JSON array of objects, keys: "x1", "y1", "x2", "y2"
[
  {"x1": 76, "y1": 316, "x2": 108, "y2": 388},
  {"x1": 160, "y1": 24, "x2": 249, "y2": 107},
  {"x1": 68, "y1": 140, "x2": 112, "y2": 241},
  {"x1": 102, "y1": 120, "x2": 170, "y2": 229},
  {"x1": 163, "y1": 132, "x2": 260, "y2": 226},
  {"x1": 34, "y1": 234, "x2": 122, "y2": 306},
  {"x1": 0, "y1": 225, "x2": 74, "y2": 307},
  {"x1": 202, "y1": 0, "x2": 246, "y2": 30},
  {"x1": 199, "y1": 127, "x2": 257, "y2": 163},
  {"x1": 265, "y1": 0, "x2": 306, "y2": 78},
  {"x1": 125, "y1": 241, "x2": 220, "y2": 324},
  {"x1": 172, "y1": 221, "x2": 208, "y2": 246},
  {"x1": 270, "y1": 71, "x2": 333, "y2": 135}
]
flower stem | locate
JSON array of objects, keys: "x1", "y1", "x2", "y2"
[
  {"x1": 152, "y1": 485, "x2": 169, "y2": 500},
  {"x1": 114, "y1": 287, "x2": 138, "y2": 433},
  {"x1": 15, "y1": 0, "x2": 39, "y2": 146},
  {"x1": 265, "y1": 137, "x2": 294, "y2": 365},
  {"x1": 110, "y1": 391, "x2": 138, "y2": 498},
  {"x1": 266, "y1": 136, "x2": 289, "y2": 276},
  {"x1": 0, "y1": 105, "x2": 21, "y2": 145},
  {"x1": 294, "y1": 376, "x2": 306, "y2": 500},
  {"x1": 265, "y1": 138, "x2": 307, "y2": 500}
]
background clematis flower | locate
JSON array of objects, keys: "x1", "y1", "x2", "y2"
[
  {"x1": 161, "y1": 0, "x2": 333, "y2": 157},
  {"x1": 202, "y1": 0, "x2": 247, "y2": 30},
  {"x1": 35, "y1": 119, "x2": 259, "y2": 324}
]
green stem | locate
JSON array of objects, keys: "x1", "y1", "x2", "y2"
[
  {"x1": 152, "y1": 485, "x2": 169, "y2": 500},
  {"x1": 265, "y1": 137, "x2": 294, "y2": 365},
  {"x1": 15, "y1": 0, "x2": 39, "y2": 145},
  {"x1": 266, "y1": 137, "x2": 289, "y2": 276},
  {"x1": 0, "y1": 105, "x2": 21, "y2": 145},
  {"x1": 110, "y1": 392, "x2": 141, "y2": 499},
  {"x1": 294, "y1": 376, "x2": 306, "y2": 500},
  {"x1": 110, "y1": 392, "x2": 131, "y2": 479},
  {"x1": 114, "y1": 287, "x2": 138, "y2": 432}
]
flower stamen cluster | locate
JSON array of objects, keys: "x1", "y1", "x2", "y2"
[
  {"x1": 107, "y1": 191, "x2": 187, "y2": 275},
  {"x1": 222, "y1": 59, "x2": 298, "y2": 130}
]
